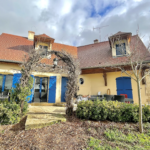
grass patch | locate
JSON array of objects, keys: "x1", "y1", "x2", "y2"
[
  {"x1": 87, "y1": 123, "x2": 150, "y2": 150},
  {"x1": 87, "y1": 137, "x2": 120, "y2": 150}
]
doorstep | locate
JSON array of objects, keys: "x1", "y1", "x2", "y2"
[
  {"x1": 29, "y1": 102, "x2": 66, "y2": 107},
  {"x1": 25, "y1": 106, "x2": 66, "y2": 130}
]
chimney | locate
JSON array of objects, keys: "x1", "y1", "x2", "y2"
[
  {"x1": 28, "y1": 31, "x2": 35, "y2": 41},
  {"x1": 94, "y1": 39, "x2": 99, "y2": 43}
]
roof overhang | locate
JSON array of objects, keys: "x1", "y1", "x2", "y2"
[
  {"x1": 81, "y1": 66, "x2": 131, "y2": 74},
  {"x1": 80, "y1": 60, "x2": 150, "y2": 74},
  {"x1": 0, "y1": 59, "x2": 22, "y2": 64},
  {"x1": 34, "y1": 35, "x2": 55, "y2": 43}
]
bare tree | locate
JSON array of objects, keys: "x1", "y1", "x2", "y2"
[{"x1": 108, "y1": 32, "x2": 150, "y2": 133}]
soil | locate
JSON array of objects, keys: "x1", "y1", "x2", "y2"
[{"x1": 0, "y1": 115, "x2": 139, "y2": 150}]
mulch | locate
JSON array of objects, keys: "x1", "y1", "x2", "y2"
[{"x1": 0, "y1": 115, "x2": 139, "y2": 150}]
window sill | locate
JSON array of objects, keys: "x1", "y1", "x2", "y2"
[{"x1": 113, "y1": 55, "x2": 127, "y2": 58}]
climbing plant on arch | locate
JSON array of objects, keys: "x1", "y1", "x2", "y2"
[{"x1": 19, "y1": 48, "x2": 80, "y2": 116}]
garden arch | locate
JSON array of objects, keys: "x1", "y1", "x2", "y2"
[{"x1": 19, "y1": 49, "x2": 80, "y2": 116}]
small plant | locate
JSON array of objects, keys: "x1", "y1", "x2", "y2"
[
  {"x1": 0, "y1": 130, "x2": 5, "y2": 134},
  {"x1": 87, "y1": 137, "x2": 120, "y2": 150},
  {"x1": 104, "y1": 129, "x2": 136, "y2": 143},
  {"x1": 104, "y1": 128, "x2": 150, "y2": 149}
]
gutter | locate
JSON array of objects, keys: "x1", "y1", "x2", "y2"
[{"x1": 0, "y1": 59, "x2": 22, "y2": 64}]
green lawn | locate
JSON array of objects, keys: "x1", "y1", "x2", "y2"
[{"x1": 87, "y1": 123, "x2": 150, "y2": 150}]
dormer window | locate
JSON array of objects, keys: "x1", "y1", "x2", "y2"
[
  {"x1": 108, "y1": 31, "x2": 132, "y2": 58},
  {"x1": 116, "y1": 43, "x2": 126, "y2": 56},
  {"x1": 34, "y1": 33, "x2": 55, "y2": 52},
  {"x1": 39, "y1": 45, "x2": 48, "y2": 56}
]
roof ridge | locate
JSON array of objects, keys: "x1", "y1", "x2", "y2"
[
  {"x1": 77, "y1": 35, "x2": 138, "y2": 48},
  {"x1": 54, "y1": 42, "x2": 77, "y2": 48},
  {"x1": 77, "y1": 40, "x2": 109, "y2": 48}
]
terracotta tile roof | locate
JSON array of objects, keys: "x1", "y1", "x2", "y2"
[
  {"x1": 52, "y1": 43, "x2": 77, "y2": 57},
  {"x1": 0, "y1": 33, "x2": 33, "y2": 63},
  {"x1": 40, "y1": 43, "x2": 78, "y2": 65},
  {"x1": 77, "y1": 35, "x2": 150, "y2": 69},
  {"x1": 0, "y1": 33, "x2": 77, "y2": 65}
]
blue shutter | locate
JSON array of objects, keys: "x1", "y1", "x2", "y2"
[
  {"x1": 12, "y1": 73, "x2": 22, "y2": 88},
  {"x1": 26, "y1": 75, "x2": 35, "y2": 103},
  {"x1": 2, "y1": 75, "x2": 6, "y2": 92},
  {"x1": 61, "y1": 77, "x2": 68, "y2": 102},
  {"x1": 48, "y1": 76, "x2": 56, "y2": 103}
]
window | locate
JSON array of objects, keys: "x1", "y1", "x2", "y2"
[
  {"x1": 0, "y1": 75, "x2": 13, "y2": 95},
  {"x1": 39, "y1": 45, "x2": 48, "y2": 56},
  {"x1": 0, "y1": 75, "x2": 3, "y2": 92},
  {"x1": 4, "y1": 75, "x2": 13, "y2": 92},
  {"x1": 79, "y1": 78, "x2": 84, "y2": 84},
  {"x1": 34, "y1": 77, "x2": 48, "y2": 102},
  {"x1": 116, "y1": 43, "x2": 126, "y2": 56},
  {"x1": 34, "y1": 77, "x2": 40, "y2": 92}
]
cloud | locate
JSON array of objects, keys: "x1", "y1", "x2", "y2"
[{"x1": 0, "y1": 0, "x2": 149, "y2": 47}]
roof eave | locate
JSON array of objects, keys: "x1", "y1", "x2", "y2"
[
  {"x1": 81, "y1": 60, "x2": 150, "y2": 70},
  {"x1": 0, "y1": 59, "x2": 22, "y2": 64}
]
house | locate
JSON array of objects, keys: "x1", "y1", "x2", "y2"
[
  {"x1": 0, "y1": 31, "x2": 150, "y2": 105},
  {"x1": 0, "y1": 31, "x2": 77, "y2": 105},
  {"x1": 77, "y1": 32, "x2": 150, "y2": 104}
]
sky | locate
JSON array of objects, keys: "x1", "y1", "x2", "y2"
[{"x1": 0, "y1": 0, "x2": 150, "y2": 47}]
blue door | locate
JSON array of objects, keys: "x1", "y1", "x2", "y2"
[
  {"x1": 61, "y1": 77, "x2": 68, "y2": 102},
  {"x1": 48, "y1": 76, "x2": 56, "y2": 103},
  {"x1": 116, "y1": 77, "x2": 133, "y2": 98}
]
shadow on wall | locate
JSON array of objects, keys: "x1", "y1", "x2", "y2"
[{"x1": 8, "y1": 45, "x2": 34, "y2": 52}]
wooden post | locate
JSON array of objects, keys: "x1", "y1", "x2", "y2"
[
  {"x1": 141, "y1": 68, "x2": 146, "y2": 85},
  {"x1": 103, "y1": 72, "x2": 107, "y2": 86}
]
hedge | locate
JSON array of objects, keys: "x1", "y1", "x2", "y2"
[{"x1": 76, "y1": 100, "x2": 150, "y2": 122}]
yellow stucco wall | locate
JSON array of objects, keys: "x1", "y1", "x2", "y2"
[
  {"x1": 1, "y1": 62, "x2": 149, "y2": 105},
  {"x1": 0, "y1": 62, "x2": 21, "y2": 74},
  {"x1": 78, "y1": 71, "x2": 148, "y2": 105}
]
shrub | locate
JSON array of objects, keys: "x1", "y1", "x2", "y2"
[
  {"x1": 0, "y1": 99, "x2": 20, "y2": 125},
  {"x1": 9, "y1": 76, "x2": 33, "y2": 105},
  {"x1": 142, "y1": 105, "x2": 150, "y2": 122},
  {"x1": 0, "y1": 76, "x2": 33, "y2": 125},
  {"x1": 76, "y1": 100, "x2": 150, "y2": 123},
  {"x1": 9, "y1": 76, "x2": 33, "y2": 116}
]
